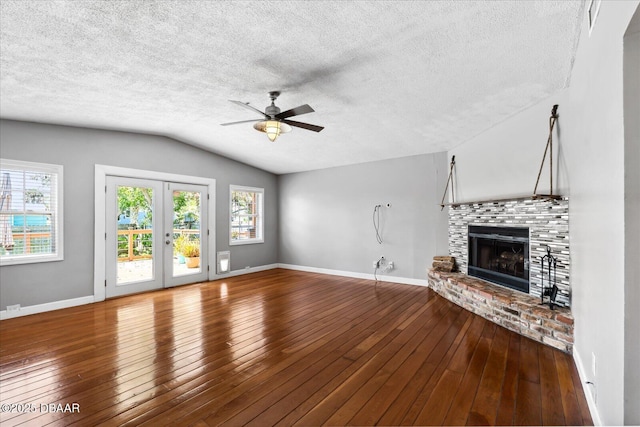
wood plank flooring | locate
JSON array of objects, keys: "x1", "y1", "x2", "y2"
[{"x1": 0, "y1": 269, "x2": 592, "y2": 426}]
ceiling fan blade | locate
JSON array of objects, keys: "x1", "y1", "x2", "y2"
[
  {"x1": 220, "y1": 118, "x2": 262, "y2": 126},
  {"x1": 229, "y1": 100, "x2": 268, "y2": 118},
  {"x1": 275, "y1": 104, "x2": 315, "y2": 120},
  {"x1": 282, "y1": 119, "x2": 324, "y2": 133}
]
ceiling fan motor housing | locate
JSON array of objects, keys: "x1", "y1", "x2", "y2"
[
  {"x1": 266, "y1": 91, "x2": 281, "y2": 118},
  {"x1": 265, "y1": 104, "x2": 281, "y2": 118}
]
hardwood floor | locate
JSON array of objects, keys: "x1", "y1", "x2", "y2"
[{"x1": 0, "y1": 269, "x2": 592, "y2": 426}]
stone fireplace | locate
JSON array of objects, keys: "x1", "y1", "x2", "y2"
[
  {"x1": 449, "y1": 197, "x2": 570, "y2": 307},
  {"x1": 427, "y1": 197, "x2": 574, "y2": 353}
]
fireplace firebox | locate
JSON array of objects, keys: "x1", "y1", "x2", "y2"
[{"x1": 467, "y1": 225, "x2": 529, "y2": 293}]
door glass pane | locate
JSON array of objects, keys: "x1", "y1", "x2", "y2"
[
  {"x1": 172, "y1": 190, "x2": 201, "y2": 277},
  {"x1": 116, "y1": 185, "x2": 154, "y2": 285}
]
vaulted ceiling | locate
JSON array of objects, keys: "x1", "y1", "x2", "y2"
[{"x1": 0, "y1": 1, "x2": 584, "y2": 174}]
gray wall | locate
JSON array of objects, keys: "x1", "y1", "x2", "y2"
[
  {"x1": 449, "y1": 2, "x2": 639, "y2": 424},
  {"x1": 278, "y1": 153, "x2": 449, "y2": 280},
  {"x1": 0, "y1": 119, "x2": 278, "y2": 310},
  {"x1": 624, "y1": 7, "x2": 640, "y2": 425}
]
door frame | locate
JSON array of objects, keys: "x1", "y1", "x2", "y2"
[{"x1": 94, "y1": 164, "x2": 216, "y2": 302}]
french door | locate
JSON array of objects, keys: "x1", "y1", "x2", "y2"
[
  {"x1": 105, "y1": 177, "x2": 208, "y2": 298},
  {"x1": 163, "y1": 182, "x2": 208, "y2": 288}
]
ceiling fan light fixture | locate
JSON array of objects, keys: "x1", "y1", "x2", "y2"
[
  {"x1": 253, "y1": 120, "x2": 291, "y2": 142},
  {"x1": 224, "y1": 92, "x2": 323, "y2": 137}
]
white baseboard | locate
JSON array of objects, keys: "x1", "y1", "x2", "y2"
[
  {"x1": 0, "y1": 295, "x2": 95, "y2": 320},
  {"x1": 277, "y1": 263, "x2": 429, "y2": 287},
  {"x1": 213, "y1": 263, "x2": 279, "y2": 279},
  {"x1": 573, "y1": 347, "x2": 602, "y2": 426}
]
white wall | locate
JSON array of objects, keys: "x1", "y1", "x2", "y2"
[
  {"x1": 448, "y1": 91, "x2": 568, "y2": 203},
  {"x1": 278, "y1": 153, "x2": 449, "y2": 280},
  {"x1": 562, "y1": 2, "x2": 638, "y2": 424},
  {"x1": 448, "y1": 2, "x2": 639, "y2": 424}
]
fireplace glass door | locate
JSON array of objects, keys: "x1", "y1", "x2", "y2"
[{"x1": 468, "y1": 225, "x2": 529, "y2": 293}]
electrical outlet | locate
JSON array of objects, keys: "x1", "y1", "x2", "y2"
[
  {"x1": 381, "y1": 261, "x2": 394, "y2": 272},
  {"x1": 592, "y1": 352, "x2": 597, "y2": 377},
  {"x1": 7, "y1": 304, "x2": 20, "y2": 312}
]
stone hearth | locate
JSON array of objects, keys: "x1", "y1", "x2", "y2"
[{"x1": 428, "y1": 269, "x2": 574, "y2": 353}]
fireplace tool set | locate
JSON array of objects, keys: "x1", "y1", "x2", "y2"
[{"x1": 540, "y1": 246, "x2": 559, "y2": 309}]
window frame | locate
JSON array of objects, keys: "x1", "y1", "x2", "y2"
[
  {"x1": 229, "y1": 185, "x2": 264, "y2": 246},
  {"x1": 0, "y1": 158, "x2": 64, "y2": 266}
]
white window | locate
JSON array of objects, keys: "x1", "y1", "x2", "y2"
[
  {"x1": 0, "y1": 159, "x2": 64, "y2": 265},
  {"x1": 230, "y1": 185, "x2": 264, "y2": 245}
]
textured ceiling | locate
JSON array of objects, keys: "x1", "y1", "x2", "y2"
[{"x1": 0, "y1": 1, "x2": 584, "y2": 174}]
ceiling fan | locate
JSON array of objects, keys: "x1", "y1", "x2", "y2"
[{"x1": 221, "y1": 91, "x2": 324, "y2": 141}]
